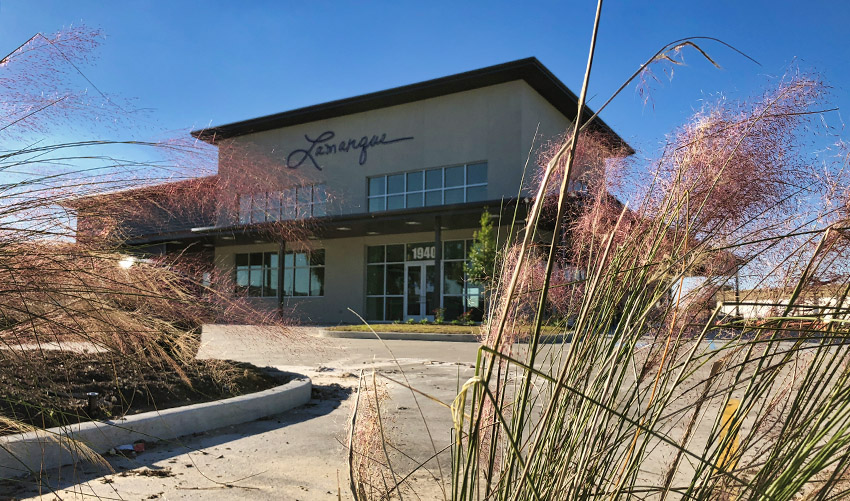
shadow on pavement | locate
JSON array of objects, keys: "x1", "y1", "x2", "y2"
[{"x1": 0, "y1": 381, "x2": 352, "y2": 499}]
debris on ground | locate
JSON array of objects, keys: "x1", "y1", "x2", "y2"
[{"x1": 118, "y1": 467, "x2": 174, "y2": 478}]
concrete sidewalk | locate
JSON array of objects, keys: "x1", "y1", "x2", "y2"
[{"x1": 3, "y1": 326, "x2": 481, "y2": 500}]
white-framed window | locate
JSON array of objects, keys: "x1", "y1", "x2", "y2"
[
  {"x1": 235, "y1": 252, "x2": 279, "y2": 297},
  {"x1": 367, "y1": 162, "x2": 487, "y2": 213},
  {"x1": 238, "y1": 184, "x2": 327, "y2": 224},
  {"x1": 364, "y1": 240, "x2": 483, "y2": 321},
  {"x1": 365, "y1": 244, "x2": 406, "y2": 321},
  {"x1": 236, "y1": 250, "x2": 325, "y2": 297},
  {"x1": 440, "y1": 240, "x2": 484, "y2": 322},
  {"x1": 282, "y1": 249, "x2": 325, "y2": 297}
]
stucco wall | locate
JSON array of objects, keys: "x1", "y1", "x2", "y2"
[
  {"x1": 520, "y1": 85, "x2": 594, "y2": 191},
  {"x1": 217, "y1": 80, "x2": 574, "y2": 224},
  {"x1": 210, "y1": 79, "x2": 579, "y2": 323},
  {"x1": 215, "y1": 229, "x2": 493, "y2": 324}
]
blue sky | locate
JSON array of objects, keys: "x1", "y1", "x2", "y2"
[{"x1": 0, "y1": 0, "x2": 847, "y2": 161}]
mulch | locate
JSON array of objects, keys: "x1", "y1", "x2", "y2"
[{"x1": 0, "y1": 350, "x2": 288, "y2": 432}]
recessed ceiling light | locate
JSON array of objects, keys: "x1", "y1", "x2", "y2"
[
  {"x1": 336, "y1": 227, "x2": 351, "y2": 231},
  {"x1": 366, "y1": 231, "x2": 380, "y2": 235},
  {"x1": 118, "y1": 256, "x2": 136, "y2": 269},
  {"x1": 405, "y1": 221, "x2": 422, "y2": 226}
]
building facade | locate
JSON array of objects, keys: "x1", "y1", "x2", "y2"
[{"x1": 76, "y1": 58, "x2": 629, "y2": 325}]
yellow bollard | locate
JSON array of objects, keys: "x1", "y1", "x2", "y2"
[{"x1": 717, "y1": 398, "x2": 741, "y2": 471}]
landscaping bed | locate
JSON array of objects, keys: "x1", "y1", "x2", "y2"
[{"x1": 0, "y1": 351, "x2": 288, "y2": 432}]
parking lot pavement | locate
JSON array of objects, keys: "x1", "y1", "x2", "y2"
[
  {"x1": 5, "y1": 327, "x2": 800, "y2": 500},
  {"x1": 5, "y1": 327, "x2": 481, "y2": 500}
]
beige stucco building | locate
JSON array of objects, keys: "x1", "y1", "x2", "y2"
[{"x1": 77, "y1": 58, "x2": 629, "y2": 325}]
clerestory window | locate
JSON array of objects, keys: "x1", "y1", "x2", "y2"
[{"x1": 367, "y1": 162, "x2": 487, "y2": 212}]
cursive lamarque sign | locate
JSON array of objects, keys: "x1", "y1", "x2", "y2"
[{"x1": 286, "y1": 130, "x2": 413, "y2": 170}]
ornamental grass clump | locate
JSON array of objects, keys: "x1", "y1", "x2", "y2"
[
  {"x1": 348, "y1": 371, "x2": 407, "y2": 500},
  {"x1": 348, "y1": 23, "x2": 850, "y2": 498},
  {"x1": 0, "y1": 26, "x2": 311, "y2": 487},
  {"x1": 445, "y1": 8, "x2": 850, "y2": 501}
]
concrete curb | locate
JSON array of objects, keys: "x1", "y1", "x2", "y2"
[
  {"x1": 0, "y1": 377, "x2": 312, "y2": 478},
  {"x1": 319, "y1": 328, "x2": 479, "y2": 342},
  {"x1": 319, "y1": 328, "x2": 572, "y2": 344}
]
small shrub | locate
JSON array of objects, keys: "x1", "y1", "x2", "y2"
[
  {"x1": 459, "y1": 309, "x2": 476, "y2": 325},
  {"x1": 433, "y1": 308, "x2": 445, "y2": 324}
]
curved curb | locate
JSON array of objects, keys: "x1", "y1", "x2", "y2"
[
  {"x1": 319, "y1": 328, "x2": 479, "y2": 342},
  {"x1": 0, "y1": 376, "x2": 312, "y2": 478}
]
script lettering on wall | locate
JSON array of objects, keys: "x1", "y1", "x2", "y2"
[{"x1": 286, "y1": 130, "x2": 414, "y2": 170}]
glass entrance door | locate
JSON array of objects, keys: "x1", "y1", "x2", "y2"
[{"x1": 405, "y1": 262, "x2": 436, "y2": 320}]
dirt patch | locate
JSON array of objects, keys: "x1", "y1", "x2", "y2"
[
  {"x1": 0, "y1": 351, "x2": 290, "y2": 431},
  {"x1": 311, "y1": 383, "x2": 353, "y2": 401},
  {"x1": 118, "y1": 467, "x2": 175, "y2": 478}
]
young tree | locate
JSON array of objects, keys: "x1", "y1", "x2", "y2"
[{"x1": 466, "y1": 209, "x2": 498, "y2": 289}]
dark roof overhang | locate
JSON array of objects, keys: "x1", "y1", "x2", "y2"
[
  {"x1": 124, "y1": 230, "x2": 214, "y2": 247},
  {"x1": 190, "y1": 57, "x2": 632, "y2": 154},
  {"x1": 190, "y1": 199, "x2": 529, "y2": 245}
]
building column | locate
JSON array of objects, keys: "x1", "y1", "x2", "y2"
[
  {"x1": 278, "y1": 240, "x2": 286, "y2": 317},
  {"x1": 434, "y1": 215, "x2": 442, "y2": 315}
]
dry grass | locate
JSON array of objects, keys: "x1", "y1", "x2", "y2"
[
  {"x1": 446, "y1": 32, "x2": 850, "y2": 500},
  {"x1": 0, "y1": 26, "x2": 305, "y2": 489},
  {"x1": 346, "y1": 11, "x2": 850, "y2": 500}
]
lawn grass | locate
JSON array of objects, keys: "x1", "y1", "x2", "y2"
[
  {"x1": 325, "y1": 323, "x2": 568, "y2": 335},
  {"x1": 326, "y1": 323, "x2": 480, "y2": 334}
]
